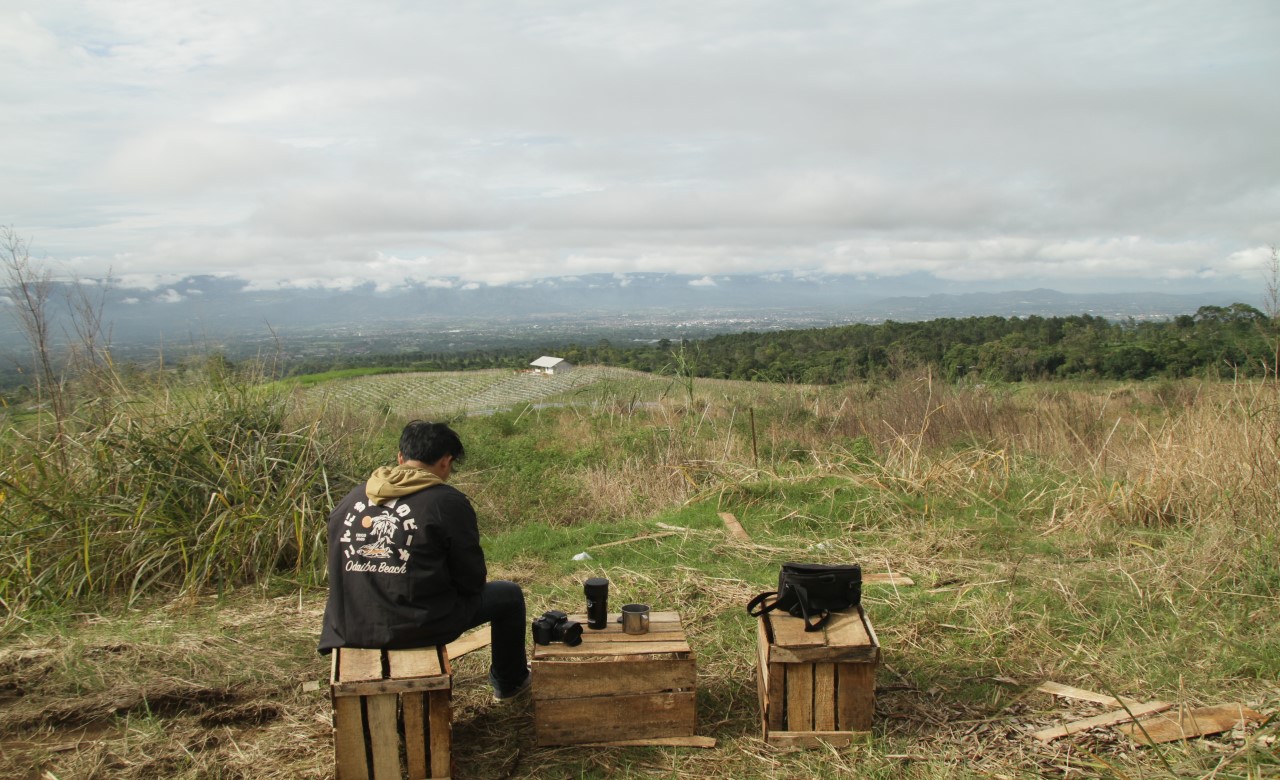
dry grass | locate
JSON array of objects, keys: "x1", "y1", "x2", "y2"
[{"x1": 2, "y1": 372, "x2": 1278, "y2": 778}]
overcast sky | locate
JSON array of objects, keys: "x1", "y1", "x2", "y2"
[{"x1": 2, "y1": 1, "x2": 1277, "y2": 294}]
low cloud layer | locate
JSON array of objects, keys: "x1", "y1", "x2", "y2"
[{"x1": 2, "y1": 1, "x2": 1277, "y2": 294}]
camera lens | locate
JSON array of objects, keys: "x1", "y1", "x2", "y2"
[{"x1": 557, "y1": 619, "x2": 584, "y2": 647}]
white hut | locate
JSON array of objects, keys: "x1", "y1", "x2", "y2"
[{"x1": 530, "y1": 356, "x2": 572, "y2": 375}]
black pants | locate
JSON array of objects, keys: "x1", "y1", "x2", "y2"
[{"x1": 460, "y1": 580, "x2": 527, "y2": 693}]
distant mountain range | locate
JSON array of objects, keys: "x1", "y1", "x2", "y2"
[{"x1": 0, "y1": 272, "x2": 1255, "y2": 352}]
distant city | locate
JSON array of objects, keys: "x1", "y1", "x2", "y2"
[{"x1": 0, "y1": 271, "x2": 1257, "y2": 383}]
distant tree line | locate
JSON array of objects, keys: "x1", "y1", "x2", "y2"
[
  {"x1": 554, "y1": 304, "x2": 1280, "y2": 384},
  {"x1": 146, "y1": 303, "x2": 1280, "y2": 388}
]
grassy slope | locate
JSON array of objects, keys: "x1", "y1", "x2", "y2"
[{"x1": 1, "y1": 369, "x2": 1277, "y2": 779}]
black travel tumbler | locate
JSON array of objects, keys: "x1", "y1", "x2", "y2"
[{"x1": 584, "y1": 577, "x2": 609, "y2": 630}]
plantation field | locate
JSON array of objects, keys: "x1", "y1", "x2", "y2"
[
  {"x1": 1, "y1": 366, "x2": 1278, "y2": 779},
  {"x1": 299, "y1": 366, "x2": 672, "y2": 418}
]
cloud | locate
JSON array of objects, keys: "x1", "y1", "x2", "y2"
[
  {"x1": 97, "y1": 122, "x2": 305, "y2": 196},
  {"x1": 155, "y1": 289, "x2": 185, "y2": 303},
  {"x1": 689, "y1": 276, "x2": 717, "y2": 287},
  {"x1": 1, "y1": 1, "x2": 1276, "y2": 297}
]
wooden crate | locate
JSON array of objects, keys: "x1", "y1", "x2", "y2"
[
  {"x1": 330, "y1": 646, "x2": 452, "y2": 780},
  {"x1": 756, "y1": 606, "x2": 879, "y2": 748},
  {"x1": 531, "y1": 610, "x2": 697, "y2": 746}
]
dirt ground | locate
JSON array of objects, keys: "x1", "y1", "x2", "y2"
[{"x1": 2, "y1": 591, "x2": 1275, "y2": 779}]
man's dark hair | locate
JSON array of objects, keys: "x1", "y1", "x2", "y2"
[{"x1": 399, "y1": 421, "x2": 466, "y2": 465}]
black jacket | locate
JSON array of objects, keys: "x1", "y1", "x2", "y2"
[{"x1": 318, "y1": 482, "x2": 487, "y2": 652}]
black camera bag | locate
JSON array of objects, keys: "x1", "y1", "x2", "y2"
[{"x1": 746, "y1": 562, "x2": 862, "y2": 632}]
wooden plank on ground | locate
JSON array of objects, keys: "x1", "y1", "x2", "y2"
[
  {"x1": 388, "y1": 647, "x2": 443, "y2": 679},
  {"x1": 1033, "y1": 700, "x2": 1174, "y2": 743},
  {"x1": 1036, "y1": 681, "x2": 1139, "y2": 707},
  {"x1": 863, "y1": 573, "x2": 915, "y2": 586},
  {"x1": 445, "y1": 626, "x2": 491, "y2": 660},
  {"x1": 366, "y1": 694, "x2": 401, "y2": 779},
  {"x1": 1116, "y1": 704, "x2": 1263, "y2": 745},
  {"x1": 718, "y1": 512, "x2": 752, "y2": 542}
]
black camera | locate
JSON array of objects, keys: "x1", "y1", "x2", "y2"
[{"x1": 531, "y1": 609, "x2": 583, "y2": 646}]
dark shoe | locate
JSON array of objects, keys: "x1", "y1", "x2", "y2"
[{"x1": 491, "y1": 664, "x2": 532, "y2": 701}]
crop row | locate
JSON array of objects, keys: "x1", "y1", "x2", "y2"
[{"x1": 306, "y1": 366, "x2": 652, "y2": 417}]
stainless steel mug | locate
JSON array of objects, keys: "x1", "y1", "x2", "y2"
[{"x1": 621, "y1": 603, "x2": 650, "y2": 635}]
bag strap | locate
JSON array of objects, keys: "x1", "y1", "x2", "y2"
[
  {"x1": 746, "y1": 591, "x2": 780, "y2": 617},
  {"x1": 791, "y1": 582, "x2": 831, "y2": 632}
]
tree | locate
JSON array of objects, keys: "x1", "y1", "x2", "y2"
[
  {"x1": 2, "y1": 227, "x2": 67, "y2": 449},
  {"x1": 1263, "y1": 245, "x2": 1279, "y2": 381}
]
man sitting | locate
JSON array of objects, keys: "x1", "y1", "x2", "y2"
[{"x1": 319, "y1": 420, "x2": 530, "y2": 700}]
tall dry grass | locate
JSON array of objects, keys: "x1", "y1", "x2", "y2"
[
  {"x1": 6, "y1": 363, "x2": 1275, "y2": 621},
  {"x1": 0, "y1": 363, "x2": 354, "y2": 616},
  {"x1": 802, "y1": 372, "x2": 1276, "y2": 534}
]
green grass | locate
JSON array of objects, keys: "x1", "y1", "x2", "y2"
[{"x1": 1, "y1": 368, "x2": 1277, "y2": 778}]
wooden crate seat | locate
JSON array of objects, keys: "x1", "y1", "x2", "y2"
[
  {"x1": 331, "y1": 646, "x2": 452, "y2": 780},
  {"x1": 756, "y1": 605, "x2": 879, "y2": 748}
]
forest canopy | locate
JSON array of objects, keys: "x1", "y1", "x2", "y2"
[{"x1": 555, "y1": 304, "x2": 1280, "y2": 384}]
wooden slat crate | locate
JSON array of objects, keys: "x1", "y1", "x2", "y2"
[
  {"x1": 330, "y1": 646, "x2": 452, "y2": 780},
  {"x1": 756, "y1": 606, "x2": 879, "y2": 748},
  {"x1": 531, "y1": 610, "x2": 697, "y2": 746}
]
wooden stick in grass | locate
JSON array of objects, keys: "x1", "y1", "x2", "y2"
[
  {"x1": 586, "y1": 531, "x2": 677, "y2": 550},
  {"x1": 1033, "y1": 701, "x2": 1174, "y2": 743}
]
